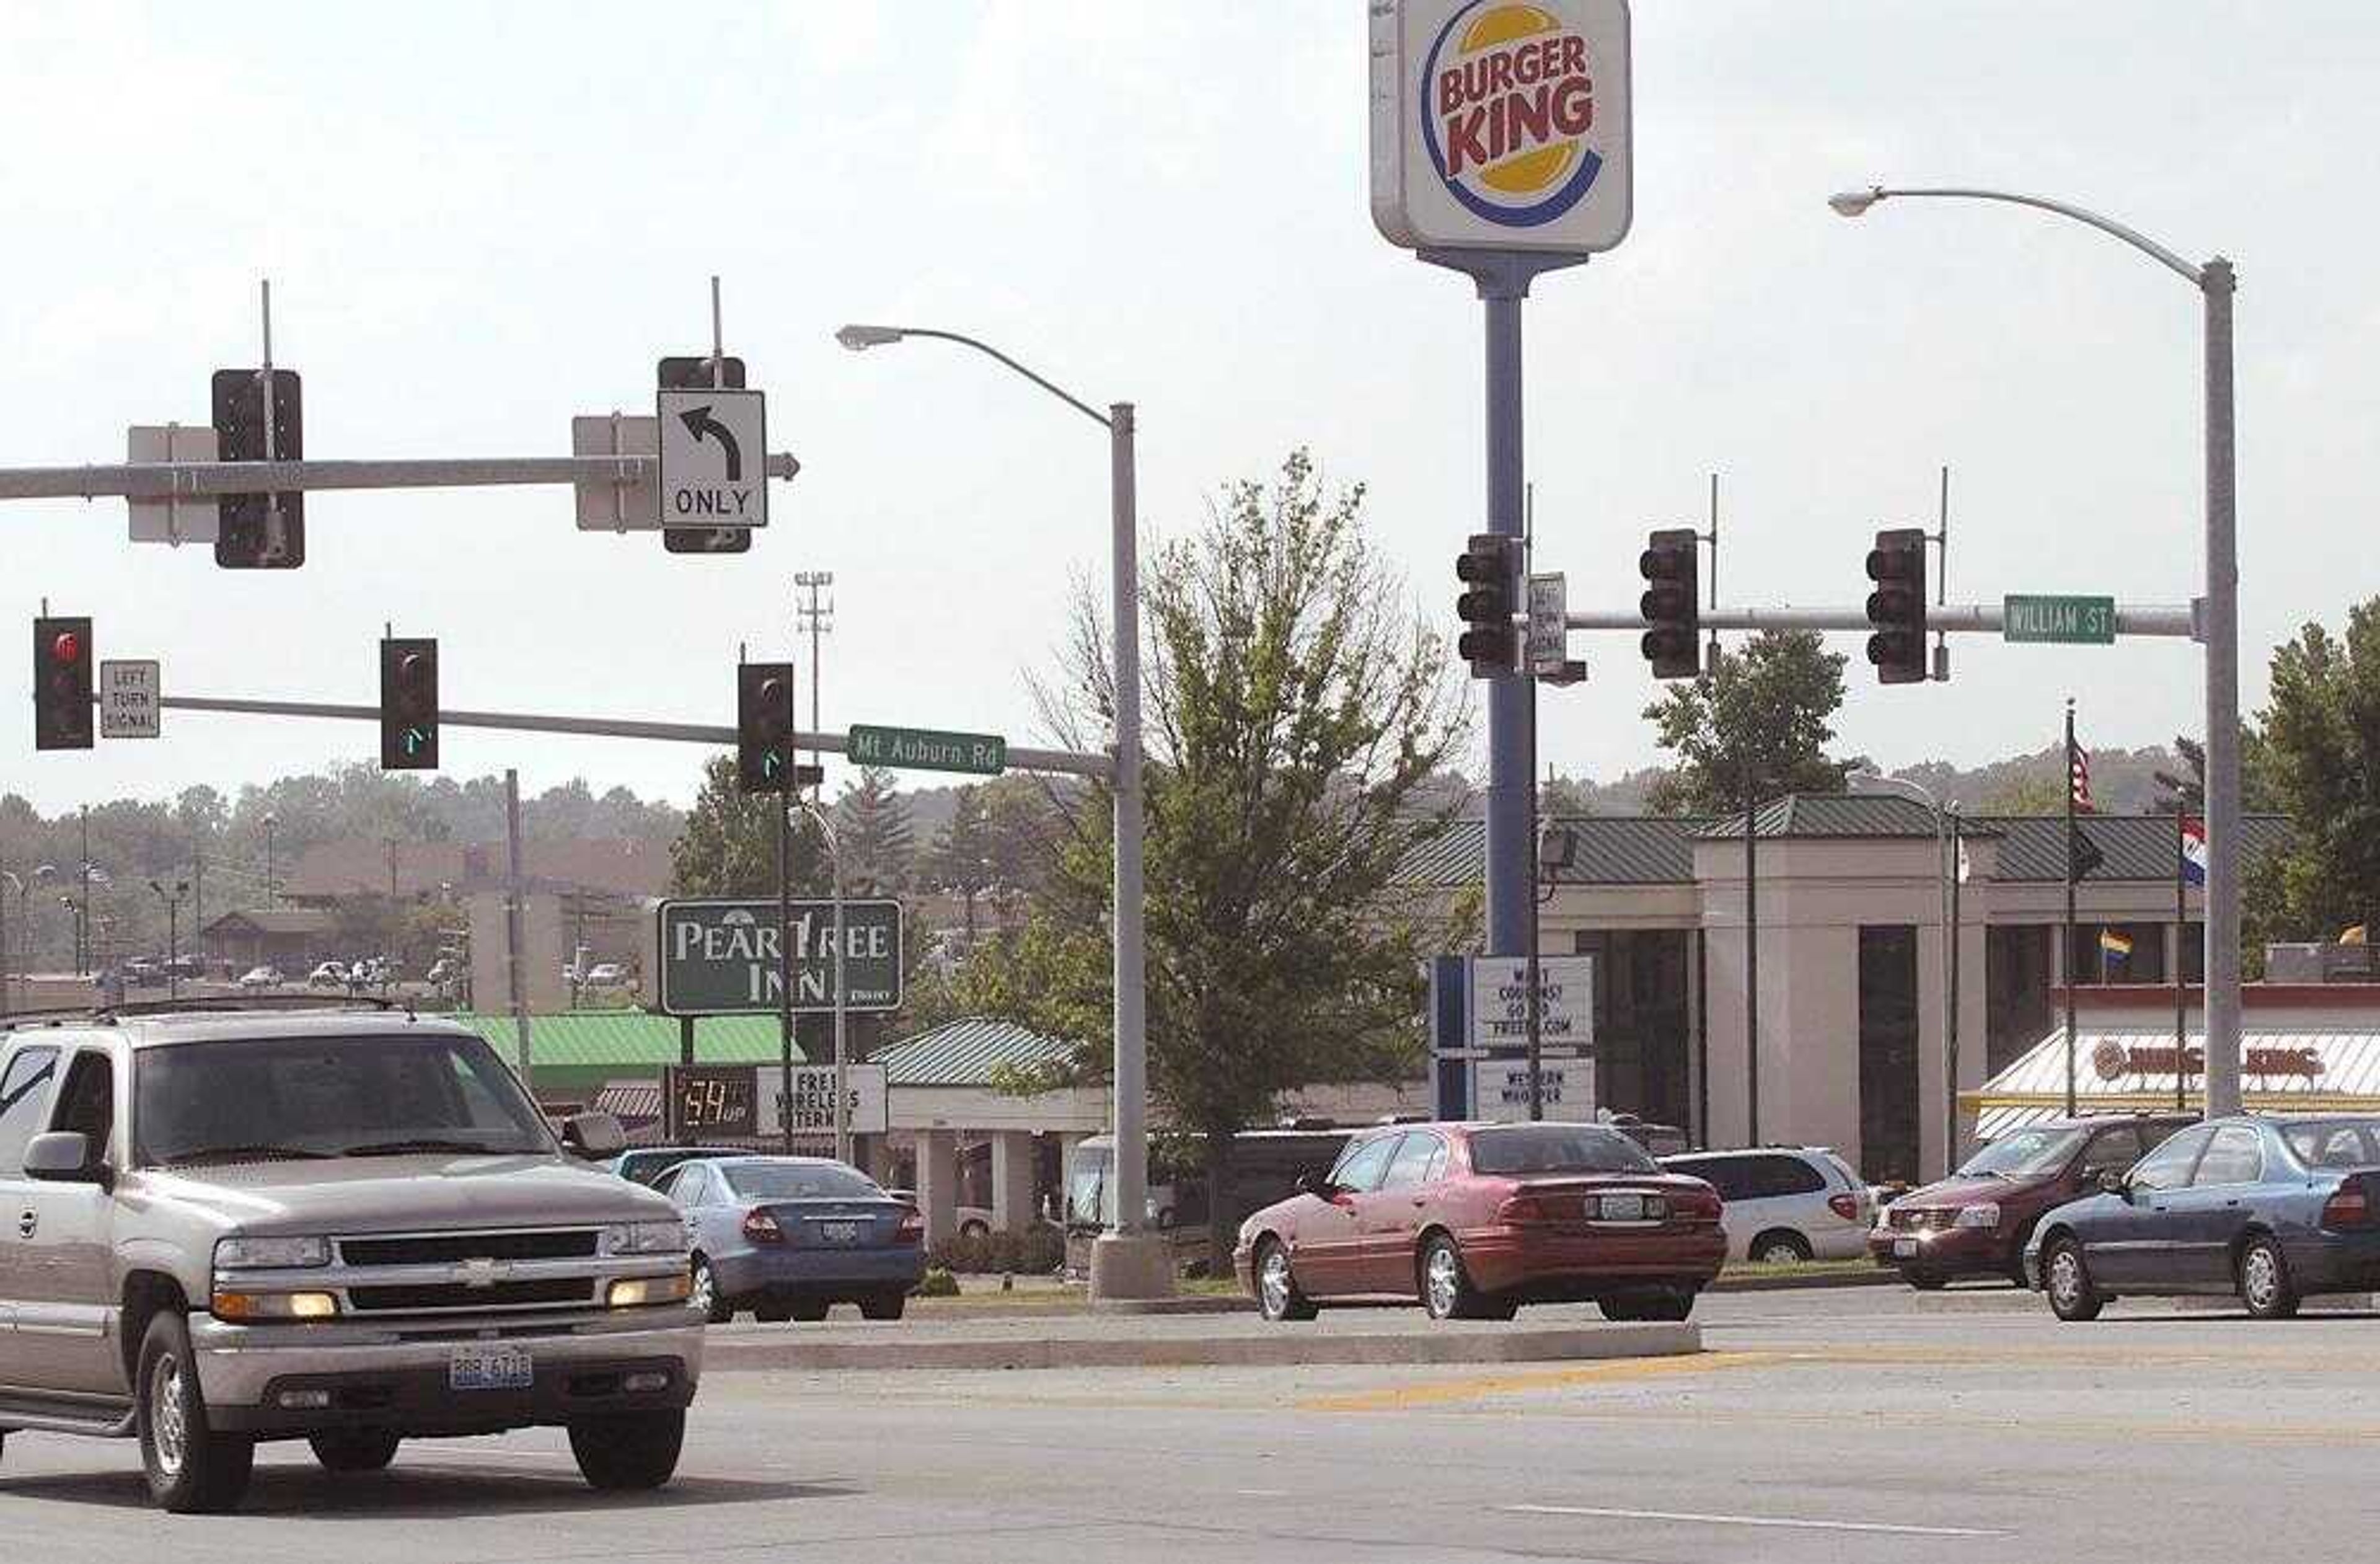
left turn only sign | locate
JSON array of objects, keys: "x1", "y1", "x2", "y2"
[{"x1": 657, "y1": 387, "x2": 767, "y2": 528}]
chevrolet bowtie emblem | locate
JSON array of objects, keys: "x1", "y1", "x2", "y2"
[{"x1": 456, "y1": 1257, "x2": 513, "y2": 1288}]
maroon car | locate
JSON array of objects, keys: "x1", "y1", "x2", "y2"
[
  {"x1": 1868, "y1": 1113, "x2": 2196, "y2": 1287},
  {"x1": 1233, "y1": 1120, "x2": 1726, "y2": 1322}
]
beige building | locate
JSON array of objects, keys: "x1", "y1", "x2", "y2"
[{"x1": 1405, "y1": 795, "x2": 2290, "y2": 1183}]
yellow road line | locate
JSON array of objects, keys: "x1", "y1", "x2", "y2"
[{"x1": 1295, "y1": 1351, "x2": 1777, "y2": 1413}]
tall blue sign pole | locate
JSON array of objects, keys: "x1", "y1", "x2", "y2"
[{"x1": 1370, "y1": 0, "x2": 1634, "y2": 955}]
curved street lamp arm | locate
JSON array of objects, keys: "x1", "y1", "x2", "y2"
[
  {"x1": 1869, "y1": 187, "x2": 2205, "y2": 286},
  {"x1": 877, "y1": 327, "x2": 1112, "y2": 430}
]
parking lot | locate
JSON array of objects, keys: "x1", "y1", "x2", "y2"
[{"x1": 3, "y1": 1284, "x2": 2371, "y2": 1562}]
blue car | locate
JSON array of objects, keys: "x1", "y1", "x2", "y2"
[
  {"x1": 2024, "y1": 1115, "x2": 2380, "y2": 1320},
  {"x1": 657, "y1": 1155, "x2": 925, "y2": 1323}
]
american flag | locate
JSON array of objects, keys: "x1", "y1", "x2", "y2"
[
  {"x1": 2180, "y1": 815, "x2": 2208, "y2": 886},
  {"x1": 2068, "y1": 740, "x2": 2094, "y2": 813}
]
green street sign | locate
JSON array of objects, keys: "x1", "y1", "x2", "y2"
[
  {"x1": 2003, "y1": 594, "x2": 2117, "y2": 645},
  {"x1": 649, "y1": 898, "x2": 904, "y2": 1017},
  {"x1": 847, "y1": 723, "x2": 1006, "y2": 776}
]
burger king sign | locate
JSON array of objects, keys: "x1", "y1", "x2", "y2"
[{"x1": 1370, "y1": 0, "x2": 1632, "y2": 254}]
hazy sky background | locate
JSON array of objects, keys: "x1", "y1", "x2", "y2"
[{"x1": 4, "y1": 2, "x2": 2373, "y2": 815}]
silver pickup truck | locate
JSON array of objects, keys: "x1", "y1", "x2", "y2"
[{"x1": 0, "y1": 1002, "x2": 703, "y2": 1512}]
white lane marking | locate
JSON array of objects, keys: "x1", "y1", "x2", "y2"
[{"x1": 1502, "y1": 1503, "x2": 2005, "y2": 1538}]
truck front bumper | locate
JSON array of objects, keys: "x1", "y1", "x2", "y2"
[{"x1": 190, "y1": 1304, "x2": 705, "y2": 1435}]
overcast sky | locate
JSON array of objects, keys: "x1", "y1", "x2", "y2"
[{"x1": 5, "y1": 2, "x2": 2372, "y2": 817}]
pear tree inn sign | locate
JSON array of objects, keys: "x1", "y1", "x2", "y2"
[{"x1": 649, "y1": 898, "x2": 903, "y2": 1017}]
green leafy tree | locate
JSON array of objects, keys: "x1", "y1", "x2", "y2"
[
  {"x1": 2246, "y1": 600, "x2": 2380, "y2": 945},
  {"x1": 835, "y1": 767, "x2": 916, "y2": 895},
  {"x1": 1980, "y1": 773, "x2": 2066, "y2": 816},
  {"x1": 669, "y1": 755, "x2": 828, "y2": 899},
  {"x1": 1642, "y1": 631, "x2": 1866, "y2": 815},
  {"x1": 994, "y1": 449, "x2": 1473, "y2": 1263}
]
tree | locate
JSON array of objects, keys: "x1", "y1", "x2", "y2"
[
  {"x1": 1641, "y1": 631, "x2": 1865, "y2": 816},
  {"x1": 1980, "y1": 773, "x2": 2066, "y2": 816},
  {"x1": 669, "y1": 755, "x2": 828, "y2": 899},
  {"x1": 995, "y1": 449, "x2": 1473, "y2": 1265},
  {"x1": 2245, "y1": 600, "x2": 2380, "y2": 945},
  {"x1": 835, "y1": 767, "x2": 916, "y2": 894}
]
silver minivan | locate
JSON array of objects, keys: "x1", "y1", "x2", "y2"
[{"x1": 1660, "y1": 1147, "x2": 1874, "y2": 1263}]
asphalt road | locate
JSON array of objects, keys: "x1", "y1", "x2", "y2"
[{"x1": 4, "y1": 1284, "x2": 2374, "y2": 1562}]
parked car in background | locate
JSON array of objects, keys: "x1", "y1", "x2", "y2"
[
  {"x1": 1236, "y1": 1120, "x2": 1726, "y2": 1323},
  {"x1": 2027, "y1": 1115, "x2": 2380, "y2": 1320},
  {"x1": 1873, "y1": 1113, "x2": 2195, "y2": 1288},
  {"x1": 1661, "y1": 1147, "x2": 1872, "y2": 1263},
  {"x1": 306, "y1": 960, "x2": 349, "y2": 989},
  {"x1": 607, "y1": 1146, "x2": 744, "y2": 1188},
  {"x1": 585, "y1": 962, "x2": 627, "y2": 987},
  {"x1": 658, "y1": 1156, "x2": 925, "y2": 1323},
  {"x1": 236, "y1": 965, "x2": 283, "y2": 990}
]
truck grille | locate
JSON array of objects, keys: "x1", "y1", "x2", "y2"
[
  {"x1": 346, "y1": 1278, "x2": 597, "y2": 1313},
  {"x1": 339, "y1": 1229, "x2": 599, "y2": 1266}
]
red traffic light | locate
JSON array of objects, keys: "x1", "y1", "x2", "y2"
[{"x1": 50, "y1": 631, "x2": 82, "y2": 664}]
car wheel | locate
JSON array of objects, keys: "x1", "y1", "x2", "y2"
[
  {"x1": 1750, "y1": 1230, "x2": 1813, "y2": 1265},
  {"x1": 1904, "y1": 1270, "x2": 1949, "y2": 1291},
  {"x1": 569, "y1": 1409, "x2": 685, "y2": 1491},
  {"x1": 791, "y1": 1300, "x2": 831, "y2": 1322},
  {"x1": 1638, "y1": 1288, "x2": 1696, "y2": 1322},
  {"x1": 2043, "y1": 1238, "x2": 2105, "y2": 1322},
  {"x1": 1418, "y1": 1233, "x2": 1504, "y2": 1321},
  {"x1": 1254, "y1": 1237, "x2": 1318, "y2": 1322},
  {"x1": 2238, "y1": 1236, "x2": 2301, "y2": 1320},
  {"x1": 309, "y1": 1430, "x2": 400, "y2": 1472},
  {"x1": 137, "y1": 1310, "x2": 255, "y2": 1513},
  {"x1": 690, "y1": 1257, "x2": 733, "y2": 1325},
  {"x1": 860, "y1": 1288, "x2": 907, "y2": 1322}
]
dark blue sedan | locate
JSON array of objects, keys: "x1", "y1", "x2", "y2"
[
  {"x1": 657, "y1": 1155, "x2": 925, "y2": 1324},
  {"x1": 2024, "y1": 1115, "x2": 2380, "y2": 1320}
]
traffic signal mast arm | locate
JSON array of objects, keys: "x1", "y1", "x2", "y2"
[
  {"x1": 0, "y1": 451, "x2": 802, "y2": 502},
  {"x1": 1563, "y1": 601, "x2": 2197, "y2": 636}
]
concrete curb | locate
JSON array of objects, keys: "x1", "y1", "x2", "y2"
[{"x1": 704, "y1": 1322, "x2": 1700, "y2": 1374}]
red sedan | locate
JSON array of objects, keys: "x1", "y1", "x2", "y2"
[{"x1": 1233, "y1": 1120, "x2": 1726, "y2": 1322}]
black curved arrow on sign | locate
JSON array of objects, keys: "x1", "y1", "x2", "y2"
[{"x1": 678, "y1": 405, "x2": 744, "y2": 482}]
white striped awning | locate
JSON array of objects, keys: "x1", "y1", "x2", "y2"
[{"x1": 1964, "y1": 1025, "x2": 2380, "y2": 1141}]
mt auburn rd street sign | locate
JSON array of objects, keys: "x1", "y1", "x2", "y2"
[
  {"x1": 847, "y1": 723, "x2": 1006, "y2": 776},
  {"x1": 651, "y1": 898, "x2": 902, "y2": 1017},
  {"x1": 2004, "y1": 593, "x2": 2117, "y2": 645}
]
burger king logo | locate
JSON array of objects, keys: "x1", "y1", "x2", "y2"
[{"x1": 1421, "y1": 2, "x2": 1605, "y2": 228}]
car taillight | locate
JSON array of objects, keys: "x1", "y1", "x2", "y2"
[
  {"x1": 1829, "y1": 1193, "x2": 1861, "y2": 1222},
  {"x1": 742, "y1": 1210, "x2": 786, "y2": 1245},
  {"x1": 896, "y1": 1209, "x2": 925, "y2": 1243},
  {"x1": 2322, "y1": 1178, "x2": 2372, "y2": 1229},
  {"x1": 1497, "y1": 1195, "x2": 1550, "y2": 1224}
]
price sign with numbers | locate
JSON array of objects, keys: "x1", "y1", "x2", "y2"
[{"x1": 663, "y1": 1066, "x2": 759, "y2": 1140}]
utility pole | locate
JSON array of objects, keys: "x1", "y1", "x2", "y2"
[
  {"x1": 1743, "y1": 767, "x2": 1761, "y2": 1147},
  {"x1": 795, "y1": 571, "x2": 834, "y2": 804},
  {"x1": 503, "y1": 770, "x2": 531, "y2": 1087},
  {"x1": 2064, "y1": 700, "x2": 2081, "y2": 1118},
  {"x1": 78, "y1": 805, "x2": 90, "y2": 976}
]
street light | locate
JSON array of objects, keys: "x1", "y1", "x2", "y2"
[
  {"x1": 1830, "y1": 183, "x2": 2244, "y2": 1119},
  {"x1": 1858, "y1": 772, "x2": 1962, "y2": 1176},
  {"x1": 262, "y1": 813, "x2": 279, "y2": 909},
  {"x1": 837, "y1": 319, "x2": 1168, "y2": 1301}
]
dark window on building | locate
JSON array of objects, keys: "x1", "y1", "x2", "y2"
[
  {"x1": 1859, "y1": 926, "x2": 1922, "y2": 1185},
  {"x1": 1986, "y1": 926, "x2": 2054, "y2": 1079},
  {"x1": 1572, "y1": 929, "x2": 1691, "y2": 1131}
]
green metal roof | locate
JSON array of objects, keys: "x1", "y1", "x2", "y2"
[
  {"x1": 873, "y1": 1017, "x2": 1075, "y2": 1088},
  {"x1": 449, "y1": 1011, "x2": 804, "y2": 1070}
]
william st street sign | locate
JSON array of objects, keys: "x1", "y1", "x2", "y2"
[
  {"x1": 2003, "y1": 594, "x2": 2117, "y2": 645},
  {"x1": 650, "y1": 898, "x2": 902, "y2": 1017}
]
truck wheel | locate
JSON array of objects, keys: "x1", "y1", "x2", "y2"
[
  {"x1": 859, "y1": 1289, "x2": 906, "y2": 1322},
  {"x1": 309, "y1": 1430, "x2": 400, "y2": 1472},
  {"x1": 569, "y1": 1409, "x2": 685, "y2": 1491},
  {"x1": 137, "y1": 1311, "x2": 255, "y2": 1513}
]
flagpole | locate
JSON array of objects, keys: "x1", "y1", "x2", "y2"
[
  {"x1": 2176, "y1": 808, "x2": 2188, "y2": 1112},
  {"x1": 2064, "y1": 698, "x2": 2079, "y2": 1118}
]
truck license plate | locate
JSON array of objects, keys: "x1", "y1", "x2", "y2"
[{"x1": 449, "y1": 1343, "x2": 533, "y2": 1392}]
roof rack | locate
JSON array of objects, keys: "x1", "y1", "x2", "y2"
[{"x1": 3, "y1": 993, "x2": 413, "y2": 1030}]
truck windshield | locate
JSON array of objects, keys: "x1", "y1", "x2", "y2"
[{"x1": 134, "y1": 1033, "x2": 553, "y2": 1167}]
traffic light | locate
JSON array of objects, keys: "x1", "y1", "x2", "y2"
[
  {"x1": 32, "y1": 616, "x2": 93, "y2": 751},
  {"x1": 1864, "y1": 527, "x2": 1929, "y2": 684},
  {"x1": 1637, "y1": 527, "x2": 1701, "y2": 679},
  {"x1": 1454, "y1": 533, "x2": 1520, "y2": 675},
  {"x1": 379, "y1": 637, "x2": 439, "y2": 770},
  {"x1": 738, "y1": 661, "x2": 795, "y2": 793},
  {"x1": 212, "y1": 368, "x2": 304, "y2": 568},
  {"x1": 661, "y1": 355, "x2": 752, "y2": 554}
]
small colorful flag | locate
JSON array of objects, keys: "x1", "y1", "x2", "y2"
[
  {"x1": 2099, "y1": 928, "x2": 2135, "y2": 959},
  {"x1": 2179, "y1": 815, "x2": 2208, "y2": 887}
]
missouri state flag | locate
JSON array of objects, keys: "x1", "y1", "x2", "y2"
[{"x1": 2179, "y1": 815, "x2": 2208, "y2": 886}]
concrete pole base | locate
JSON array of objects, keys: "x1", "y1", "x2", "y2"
[{"x1": 1087, "y1": 1232, "x2": 1177, "y2": 1304}]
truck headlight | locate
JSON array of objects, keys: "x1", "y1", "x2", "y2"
[
  {"x1": 212, "y1": 1289, "x2": 340, "y2": 1321},
  {"x1": 607, "y1": 1273, "x2": 695, "y2": 1309},
  {"x1": 214, "y1": 1235, "x2": 330, "y2": 1269},
  {"x1": 1953, "y1": 1203, "x2": 2001, "y2": 1230},
  {"x1": 601, "y1": 1220, "x2": 690, "y2": 1256}
]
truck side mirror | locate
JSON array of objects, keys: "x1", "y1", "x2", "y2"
[
  {"x1": 561, "y1": 1111, "x2": 627, "y2": 1159},
  {"x1": 24, "y1": 1131, "x2": 110, "y2": 1188}
]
